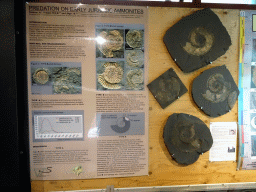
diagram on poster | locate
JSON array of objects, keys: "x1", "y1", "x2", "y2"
[{"x1": 33, "y1": 111, "x2": 84, "y2": 141}]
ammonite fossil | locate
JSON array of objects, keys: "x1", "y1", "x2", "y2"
[
  {"x1": 97, "y1": 30, "x2": 123, "y2": 58},
  {"x1": 126, "y1": 30, "x2": 143, "y2": 49},
  {"x1": 33, "y1": 68, "x2": 50, "y2": 85},
  {"x1": 192, "y1": 65, "x2": 239, "y2": 117},
  {"x1": 126, "y1": 50, "x2": 144, "y2": 68},
  {"x1": 183, "y1": 27, "x2": 214, "y2": 56},
  {"x1": 126, "y1": 69, "x2": 144, "y2": 90},
  {"x1": 163, "y1": 8, "x2": 231, "y2": 73},
  {"x1": 202, "y1": 73, "x2": 231, "y2": 103},
  {"x1": 147, "y1": 68, "x2": 187, "y2": 109},
  {"x1": 163, "y1": 113, "x2": 213, "y2": 165},
  {"x1": 98, "y1": 62, "x2": 123, "y2": 90}
]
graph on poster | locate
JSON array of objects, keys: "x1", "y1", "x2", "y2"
[{"x1": 34, "y1": 115, "x2": 83, "y2": 139}]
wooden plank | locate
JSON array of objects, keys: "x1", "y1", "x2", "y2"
[{"x1": 31, "y1": 7, "x2": 254, "y2": 192}]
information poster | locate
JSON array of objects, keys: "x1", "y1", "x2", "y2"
[
  {"x1": 26, "y1": 2, "x2": 149, "y2": 180},
  {"x1": 239, "y1": 10, "x2": 256, "y2": 169}
]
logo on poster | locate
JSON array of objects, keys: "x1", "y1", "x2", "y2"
[{"x1": 34, "y1": 167, "x2": 52, "y2": 177}]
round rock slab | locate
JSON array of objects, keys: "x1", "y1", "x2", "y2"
[
  {"x1": 163, "y1": 113, "x2": 213, "y2": 165},
  {"x1": 192, "y1": 65, "x2": 239, "y2": 117}
]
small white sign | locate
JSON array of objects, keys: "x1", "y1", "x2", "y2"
[{"x1": 209, "y1": 122, "x2": 237, "y2": 162}]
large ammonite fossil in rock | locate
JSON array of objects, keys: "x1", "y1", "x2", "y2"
[
  {"x1": 126, "y1": 30, "x2": 143, "y2": 49},
  {"x1": 98, "y1": 62, "x2": 123, "y2": 90},
  {"x1": 163, "y1": 8, "x2": 231, "y2": 73},
  {"x1": 126, "y1": 69, "x2": 144, "y2": 90},
  {"x1": 163, "y1": 113, "x2": 213, "y2": 165},
  {"x1": 126, "y1": 50, "x2": 144, "y2": 68},
  {"x1": 192, "y1": 65, "x2": 239, "y2": 117},
  {"x1": 147, "y1": 68, "x2": 187, "y2": 109},
  {"x1": 33, "y1": 68, "x2": 50, "y2": 85},
  {"x1": 97, "y1": 30, "x2": 123, "y2": 58}
]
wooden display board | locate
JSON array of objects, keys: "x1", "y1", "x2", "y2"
[{"x1": 31, "y1": 7, "x2": 254, "y2": 192}]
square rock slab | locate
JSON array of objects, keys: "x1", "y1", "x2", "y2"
[{"x1": 147, "y1": 68, "x2": 187, "y2": 109}]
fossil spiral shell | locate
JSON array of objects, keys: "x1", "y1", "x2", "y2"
[
  {"x1": 33, "y1": 68, "x2": 49, "y2": 85},
  {"x1": 98, "y1": 62, "x2": 123, "y2": 89},
  {"x1": 126, "y1": 69, "x2": 144, "y2": 90},
  {"x1": 98, "y1": 30, "x2": 123, "y2": 58},
  {"x1": 126, "y1": 30, "x2": 143, "y2": 49},
  {"x1": 183, "y1": 27, "x2": 214, "y2": 56},
  {"x1": 202, "y1": 73, "x2": 231, "y2": 103},
  {"x1": 126, "y1": 50, "x2": 143, "y2": 67}
]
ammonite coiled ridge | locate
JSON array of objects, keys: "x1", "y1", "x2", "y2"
[
  {"x1": 183, "y1": 27, "x2": 214, "y2": 56},
  {"x1": 98, "y1": 74, "x2": 122, "y2": 89},
  {"x1": 126, "y1": 50, "x2": 144, "y2": 67},
  {"x1": 98, "y1": 30, "x2": 123, "y2": 58},
  {"x1": 126, "y1": 30, "x2": 143, "y2": 49},
  {"x1": 33, "y1": 68, "x2": 50, "y2": 85},
  {"x1": 98, "y1": 62, "x2": 123, "y2": 90},
  {"x1": 126, "y1": 69, "x2": 144, "y2": 90},
  {"x1": 202, "y1": 73, "x2": 231, "y2": 103}
]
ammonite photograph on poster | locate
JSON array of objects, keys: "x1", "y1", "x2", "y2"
[
  {"x1": 125, "y1": 50, "x2": 144, "y2": 68},
  {"x1": 126, "y1": 69, "x2": 144, "y2": 90},
  {"x1": 97, "y1": 61, "x2": 124, "y2": 90},
  {"x1": 163, "y1": 8, "x2": 231, "y2": 73},
  {"x1": 147, "y1": 68, "x2": 187, "y2": 109},
  {"x1": 192, "y1": 65, "x2": 239, "y2": 117},
  {"x1": 32, "y1": 68, "x2": 50, "y2": 85},
  {"x1": 125, "y1": 29, "x2": 144, "y2": 49},
  {"x1": 96, "y1": 29, "x2": 124, "y2": 58},
  {"x1": 163, "y1": 113, "x2": 213, "y2": 165}
]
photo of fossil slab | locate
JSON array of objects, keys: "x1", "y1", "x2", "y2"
[
  {"x1": 32, "y1": 68, "x2": 50, "y2": 85},
  {"x1": 52, "y1": 67, "x2": 82, "y2": 94},
  {"x1": 251, "y1": 66, "x2": 256, "y2": 88},
  {"x1": 251, "y1": 92, "x2": 256, "y2": 109},
  {"x1": 125, "y1": 29, "x2": 144, "y2": 49},
  {"x1": 147, "y1": 68, "x2": 187, "y2": 109},
  {"x1": 163, "y1": 8, "x2": 231, "y2": 73},
  {"x1": 251, "y1": 135, "x2": 256, "y2": 156},
  {"x1": 97, "y1": 62, "x2": 124, "y2": 90},
  {"x1": 126, "y1": 69, "x2": 144, "y2": 90},
  {"x1": 163, "y1": 113, "x2": 213, "y2": 165},
  {"x1": 192, "y1": 65, "x2": 239, "y2": 117},
  {"x1": 125, "y1": 50, "x2": 144, "y2": 68},
  {"x1": 252, "y1": 39, "x2": 256, "y2": 62},
  {"x1": 96, "y1": 29, "x2": 124, "y2": 58}
]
